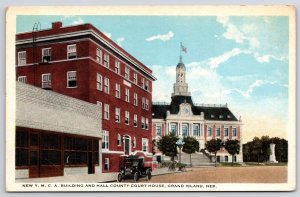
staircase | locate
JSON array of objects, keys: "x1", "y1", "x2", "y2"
[{"x1": 179, "y1": 152, "x2": 215, "y2": 167}]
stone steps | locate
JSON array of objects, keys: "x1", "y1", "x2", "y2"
[{"x1": 179, "y1": 152, "x2": 214, "y2": 167}]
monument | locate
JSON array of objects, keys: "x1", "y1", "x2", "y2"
[{"x1": 269, "y1": 143, "x2": 278, "y2": 163}]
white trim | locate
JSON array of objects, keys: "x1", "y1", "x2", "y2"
[
  {"x1": 42, "y1": 47, "x2": 52, "y2": 63},
  {"x1": 17, "y1": 51, "x2": 26, "y2": 66},
  {"x1": 17, "y1": 76, "x2": 27, "y2": 83}
]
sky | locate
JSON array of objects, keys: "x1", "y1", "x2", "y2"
[{"x1": 16, "y1": 15, "x2": 289, "y2": 143}]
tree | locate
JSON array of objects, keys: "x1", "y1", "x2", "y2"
[
  {"x1": 251, "y1": 137, "x2": 262, "y2": 163},
  {"x1": 224, "y1": 139, "x2": 240, "y2": 166},
  {"x1": 157, "y1": 134, "x2": 179, "y2": 161},
  {"x1": 205, "y1": 139, "x2": 224, "y2": 167},
  {"x1": 182, "y1": 136, "x2": 200, "y2": 167},
  {"x1": 243, "y1": 143, "x2": 251, "y2": 162}
]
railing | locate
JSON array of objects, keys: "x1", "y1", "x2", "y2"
[
  {"x1": 194, "y1": 103, "x2": 228, "y2": 108},
  {"x1": 152, "y1": 101, "x2": 170, "y2": 105}
]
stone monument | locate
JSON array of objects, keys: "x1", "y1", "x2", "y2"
[{"x1": 269, "y1": 143, "x2": 278, "y2": 163}]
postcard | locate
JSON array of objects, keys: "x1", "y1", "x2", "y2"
[{"x1": 6, "y1": 5, "x2": 296, "y2": 192}]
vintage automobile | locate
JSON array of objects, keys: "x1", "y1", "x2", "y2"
[{"x1": 117, "y1": 155, "x2": 152, "y2": 182}]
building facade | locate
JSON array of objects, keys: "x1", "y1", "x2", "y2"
[
  {"x1": 16, "y1": 22, "x2": 156, "y2": 172},
  {"x1": 152, "y1": 57, "x2": 243, "y2": 163},
  {"x1": 16, "y1": 82, "x2": 102, "y2": 178}
]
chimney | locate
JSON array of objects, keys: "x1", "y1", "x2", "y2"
[{"x1": 52, "y1": 22, "x2": 62, "y2": 29}]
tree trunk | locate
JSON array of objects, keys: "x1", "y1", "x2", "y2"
[
  {"x1": 215, "y1": 153, "x2": 217, "y2": 167},
  {"x1": 190, "y1": 154, "x2": 192, "y2": 167},
  {"x1": 232, "y1": 155, "x2": 234, "y2": 166}
]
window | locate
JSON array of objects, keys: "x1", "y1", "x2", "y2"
[
  {"x1": 125, "y1": 66, "x2": 130, "y2": 80},
  {"x1": 104, "y1": 77, "x2": 110, "y2": 94},
  {"x1": 42, "y1": 48, "x2": 51, "y2": 63},
  {"x1": 115, "y1": 108, "x2": 120, "y2": 123},
  {"x1": 170, "y1": 123, "x2": 177, "y2": 136},
  {"x1": 216, "y1": 128, "x2": 221, "y2": 137},
  {"x1": 145, "y1": 99, "x2": 149, "y2": 110},
  {"x1": 142, "y1": 138, "x2": 149, "y2": 152},
  {"x1": 96, "y1": 48, "x2": 102, "y2": 64},
  {"x1": 117, "y1": 134, "x2": 122, "y2": 146},
  {"x1": 125, "y1": 111, "x2": 130, "y2": 125},
  {"x1": 97, "y1": 73, "x2": 103, "y2": 91},
  {"x1": 67, "y1": 71, "x2": 77, "y2": 88},
  {"x1": 145, "y1": 80, "x2": 149, "y2": 90},
  {"x1": 141, "y1": 78, "x2": 145, "y2": 88},
  {"x1": 134, "y1": 93, "x2": 138, "y2": 106},
  {"x1": 18, "y1": 51, "x2": 26, "y2": 66},
  {"x1": 104, "y1": 158, "x2": 109, "y2": 171},
  {"x1": 125, "y1": 88, "x2": 130, "y2": 102},
  {"x1": 17, "y1": 76, "x2": 27, "y2": 83},
  {"x1": 133, "y1": 137, "x2": 136, "y2": 148},
  {"x1": 115, "y1": 61, "x2": 120, "y2": 74},
  {"x1": 134, "y1": 73, "x2": 137, "y2": 84},
  {"x1": 102, "y1": 130, "x2": 109, "y2": 150},
  {"x1": 233, "y1": 128, "x2": 237, "y2": 137},
  {"x1": 193, "y1": 124, "x2": 200, "y2": 136},
  {"x1": 156, "y1": 125, "x2": 162, "y2": 136},
  {"x1": 224, "y1": 156, "x2": 228, "y2": 162},
  {"x1": 115, "y1": 83, "x2": 120, "y2": 98},
  {"x1": 142, "y1": 97, "x2": 145, "y2": 109},
  {"x1": 67, "y1": 44, "x2": 77, "y2": 59},
  {"x1": 16, "y1": 131, "x2": 29, "y2": 166},
  {"x1": 141, "y1": 117, "x2": 145, "y2": 129},
  {"x1": 233, "y1": 156, "x2": 237, "y2": 162},
  {"x1": 134, "y1": 114, "x2": 138, "y2": 127},
  {"x1": 182, "y1": 124, "x2": 189, "y2": 137},
  {"x1": 145, "y1": 118, "x2": 149, "y2": 130},
  {"x1": 104, "y1": 104, "x2": 110, "y2": 120},
  {"x1": 224, "y1": 128, "x2": 229, "y2": 137},
  {"x1": 208, "y1": 127, "x2": 212, "y2": 137},
  {"x1": 42, "y1": 73, "x2": 51, "y2": 89},
  {"x1": 104, "y1": 53, "x2": 109, "y2": 68}
]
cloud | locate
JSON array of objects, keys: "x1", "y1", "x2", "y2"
[
  {"x1": 72, "y1": 17, "x2": 84, "y2": 25},
  {"x1": 146, "y1": 31, "x2": 174, "y2": 42},
  {"x1": 224, "y1": 80, "x2": 287, "y2": 98},
  {"x1": 103, "y1": 32, "x2": 111, "y2": 38},
  {"x1": 207, "y1": 48, "x2": 251, "y2": 69},
  {"x1": 216, "y1": 16, "x2": 245, "y2": 43},
  {"x1": 116, "y1": 37, "x2": 125, "y2": 46},
  {"x1": 254, "y1": 53, "x2": 286, "y2": 63}
]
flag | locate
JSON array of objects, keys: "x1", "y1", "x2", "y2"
[{"x1": 181, "y1": 42, "x2": 187, "y2": 53}]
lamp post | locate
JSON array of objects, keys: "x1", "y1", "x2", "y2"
[{"x1": 176, "y1": 138, "x2": 185, "y2": 164}]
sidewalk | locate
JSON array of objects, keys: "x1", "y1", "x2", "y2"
[{"x1": 15, "y1": 168, "x2": 189, "y2": 183}]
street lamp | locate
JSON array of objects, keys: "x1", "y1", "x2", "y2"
[{"x1": 176, "y1": 138, "x2": 185, "y2": 164}]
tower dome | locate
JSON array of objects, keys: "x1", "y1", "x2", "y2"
[{"x1": 176, "y1": 56, "x2": 186, "y2": 70}]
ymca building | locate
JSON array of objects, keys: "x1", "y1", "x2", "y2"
[{"x1": 16, "y1": 21, "x2": 156, "y2": 175}]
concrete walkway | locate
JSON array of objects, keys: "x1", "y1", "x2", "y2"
[{"x1": 15, "y1": 167, "x2": 189, "y2": 183}]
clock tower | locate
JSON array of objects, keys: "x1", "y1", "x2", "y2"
[{"x1": 172, "y1": 56, "x2": 191, "y2": 97}]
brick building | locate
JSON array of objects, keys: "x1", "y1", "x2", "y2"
[
  {"x1": 16, "y1": 22, "x2": 156, "y2": 172},
  {"x1": 152, "y1": 57, "x2": 243, "y2": 163},
  {"x1": 16, "y1": 82, "x2": 102, "y2": 178}
]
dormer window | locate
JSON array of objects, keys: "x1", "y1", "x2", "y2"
[
  {"x1": 227, "y1": 115, "x2": 231, "y2": 119},
  {"x1": 219, "y1": 115, "x2": 223, "y2": 119},
  {"x1": 211, "y1": 114, "x2": 215, "y2": 118}
]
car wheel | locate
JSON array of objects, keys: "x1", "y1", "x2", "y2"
[
  {"x1": 146, "y1": 170, "x2": 152, "y2": 180},
  {"x1": 117, "y1": 173, "x2": 123, "y2": 182},
  {"x1": 133, "y1": 172, "x2": 139, "y2": 182}
]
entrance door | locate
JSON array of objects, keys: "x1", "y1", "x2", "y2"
[
  {"x1": 29, "y1": 150, "x2": 39, "y2": 178},
  {"x1": 88, "y1": 152, "x2": 95, "y2": 174},
  {"x1": 124, "y1": 137, "x2": 130, "y2": 155}
]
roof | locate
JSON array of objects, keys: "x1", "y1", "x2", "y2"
[
  {"x1": 152, "y1": 95, "x2": 238, "y2": 121},
  {"x1": 176, "y1": 56, "x2": 186, "y2": 69},
  {"x1": 16, "y1": 82, "x2": 102, "y2": 138}
]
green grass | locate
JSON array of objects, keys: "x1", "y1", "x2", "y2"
[{"x1": 218, "y1": 162, "x2": 242, "y2": 167}]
